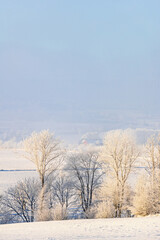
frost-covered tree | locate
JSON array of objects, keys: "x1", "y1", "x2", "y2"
[
  {"x1": 145, "y1": 135, "x2": 160, "y2": 179},
  {"x1": 144, "y1": 134, "x2": 160, "y2": 213},
  {"x1": 99, "y1": 130, "x2": 139, "y2": 217},
  {"x1": 95, "y1": 179, "x2": 116, "y2": 218},
  {"x1": 23, "y1": 130, "x2": 65, "y2": 217},
  {"x1": 95, "y1": 177, "x2": 132, "y2": 218},
  {"x1": 133, "y1": 134, "x2": 160, "y2": 217},
  {"x1": 95, "y1": 200, "x2": 115, "y2": 219},
  {"x1": 68, "y1": 147, "x2": 102, "y2": 217},
  {"x1": 2, "y1": 178, "x2": 39, "y2": 223},
  {"x1": 133, "y1": 174, "x2": 152, "y2": 216},
  {"x1": 23, "y1": 130, "x2": 64, "y2": 188}
]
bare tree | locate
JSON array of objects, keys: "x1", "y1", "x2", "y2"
[
  {"x1": 47, "y1": 173, "x2": 74, "y2": 220},
  {"x1": 68, "y1": 147, "x2": 102, "y2": 217},
  {"x1": 0, "y1": 194, "x2": 10, "y2": 224},
  {"x1": 99, "y1": 130, "x2": 139, "y2": 217},
  {"x1": 2, "y1": 178, "x2": 39, "y2": 223}
]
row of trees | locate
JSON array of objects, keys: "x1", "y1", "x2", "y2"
[{"x1": 0, "y1": 129, "x2": 160, "y2": 223}]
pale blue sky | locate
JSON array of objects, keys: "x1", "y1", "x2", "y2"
[{"x1": 0, "y1": 0, "x2": 160, "y2": 123}]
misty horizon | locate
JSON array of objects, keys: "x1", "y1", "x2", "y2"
[{"x1": 1, "y1": 1, "x2": 160, "y2": 142}]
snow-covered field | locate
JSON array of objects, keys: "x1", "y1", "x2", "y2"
[
  {"x1": 0, "y1": 148, "x2": 143, "y2": 194},
  {"x1": 0, "y1": 170, "x2": 37, "y2": 193},
  {"x1": 0, "y1": 149, "x2": 34, "y2": 170},
  {"x1": 0, "y1": 216, "x2": 160, "y2": 240},
  {"x1": 0, "y1": 149, "x2": 37, "y2": 194}
]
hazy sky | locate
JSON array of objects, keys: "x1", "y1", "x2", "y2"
[{"x1": 1, "y1": 0, "x2": 160, "y2": 121}]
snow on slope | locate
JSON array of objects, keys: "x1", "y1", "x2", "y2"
[{"x1": 0, "y1": 216, "x2": 160, "y2": 240}]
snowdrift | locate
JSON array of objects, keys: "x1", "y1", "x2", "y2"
[{"x1": 0, "y1": 216, "x2": 160, "y2": 240}]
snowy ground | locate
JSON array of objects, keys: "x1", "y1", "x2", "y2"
[
  {"x1": 0, "y1": 149, "x2": 36, "y2": 194},
  {"x1": 0, "y1": 170, "x2": 37, "y2": 193},
  {"x1": 0, "y1": 149, "x2": 34, "y2": 170},
  {"x1": 0, "y1": 149, "x2": 143, "y2": 194},
  {"x1": 0, "y1": 216, "x2": 160, "y2": 240}
]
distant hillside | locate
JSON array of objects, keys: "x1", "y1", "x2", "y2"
[{"x1": 0, "y1": 106, "x2": 160, "y2": 144}]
